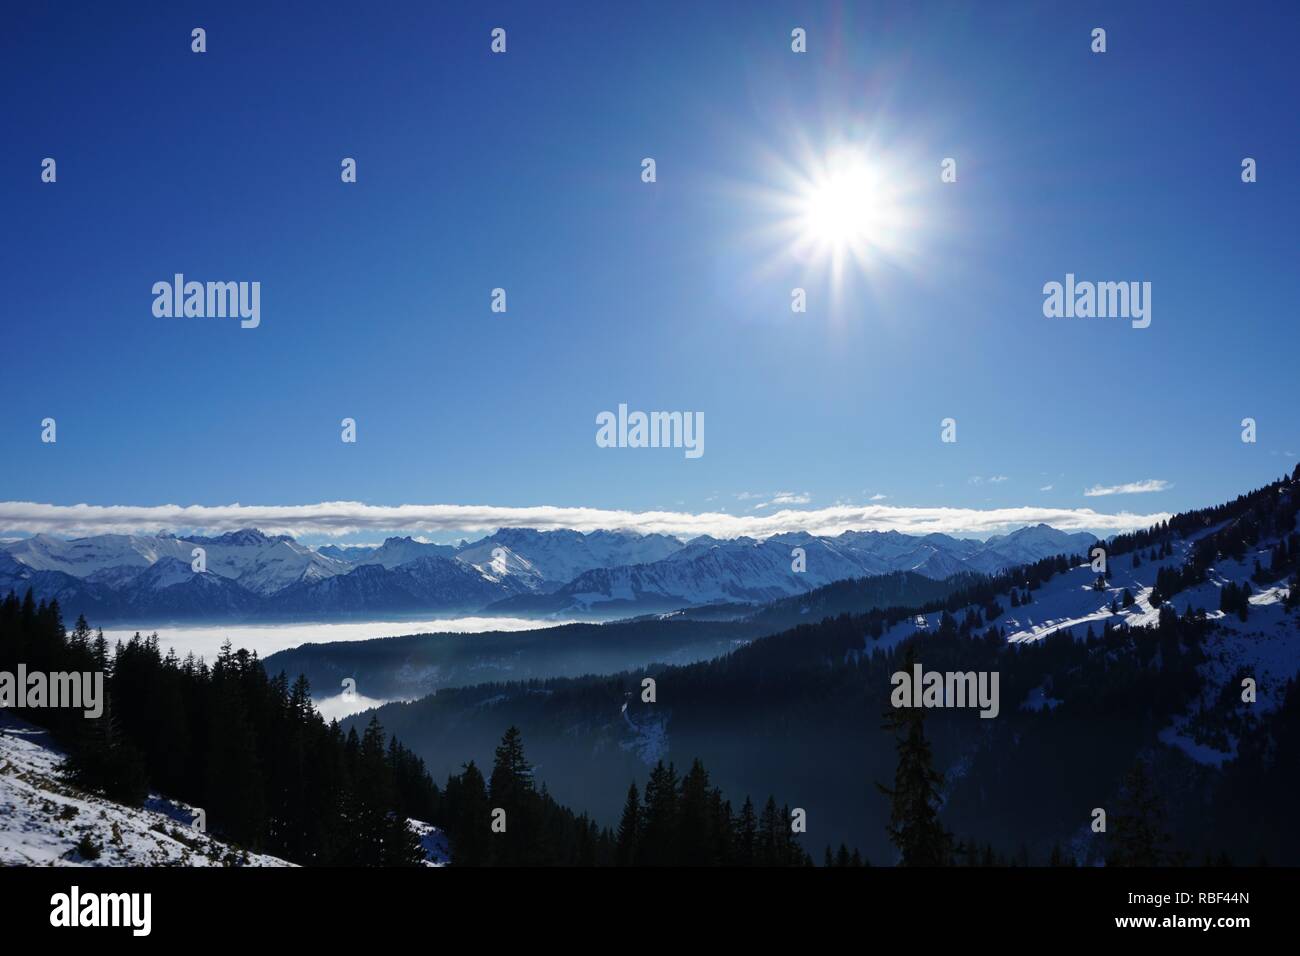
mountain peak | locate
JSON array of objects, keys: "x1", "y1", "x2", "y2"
[{"x1": 202, "y1": 528, "x2": 273, "y2": 546}]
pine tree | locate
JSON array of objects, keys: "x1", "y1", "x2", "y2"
[
  {"x1": 676, "y1": 759, "x2": 713, "y2": 866},
  {"x1": 615, "y1": 782, "x2": 641, "y2": 866},
  {"x1": 1106, "y1": 759, "x2": 1171, "y2": 867},
  {"x1": 449, "y1": 761, "x2": 492, "y2": 866},
  {"x1": 709, "y1": 790, "x2": 733, "y2": 865},
  {"x1": 638, "y1": 761, "x2": 680, "y2": 866},
  {"x1": 488, "y1": 726, "x2": 539, "y2": 865},
  {"x1": 758, "y1": 796, "x2": 782, "y2": 866},
  {"x1": 879, "y1": 649, "x2": 955, "y2": 866},
  {"x1": 67, "y1": 691, "x2": 147, "y2": 805},
  {"x1": 68, "y1": 613, "x2": 92, "y2": 652},
  {"x1": 91, "y1": 628, "x2": 109, "y2": 671},
  {"x1": 735, "y1": 796, "x2": 757, "y2": 866}
]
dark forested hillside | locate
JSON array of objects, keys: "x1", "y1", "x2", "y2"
[
  {"x1": 264, "y1": 617, "x2": 763, "y2": 703},
  {"x1": 0, "y1": 594, "x2": 826, "y2": 867},
  {"x1": 263, "y1": 569, "x2": 969, "y2": 702},
  {"x1": 0, "y1": 591, "x2": 440, "y2": 864},
  {"x1": 350, "y1": 469, "x2": 1300, "y2": 865}
]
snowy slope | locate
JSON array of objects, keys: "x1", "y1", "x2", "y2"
[
  {"x1": 408, "y1": 818, "x2": 451, "y2": 867},
  {"x1": 454, "y1": 528, "x2": 685, "y2": 590},
  {"x1": 2, "y1": 530, "x2": 351, "y2": 596},
  {"x1": 458, "y1": 543, "x2": 547, "y2": 593},
  {"x1": 0, "y1": 712, "x2": 292, "y2": 867},
  {"x1": 316, "y1": 543, "x2": 378, "y2": 563},
  {"x1": 353, "y1": 536, "x2": 457, "y2": 569},
  {"x1": 494, "y1": 527, "x2": 1098, "y2": 615},
  {"x1": 871, "y1": 522, "x2": 1299, "y2": 767},
  {"x1": 1, "y1": 712, "x2": 452, "y2": 867}
]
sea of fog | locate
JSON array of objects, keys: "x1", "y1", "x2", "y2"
[{"x1": 101, "y1": 615, "x2": 565, "y2": 663}]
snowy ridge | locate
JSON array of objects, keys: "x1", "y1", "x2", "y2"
[
  {"x1": 872, "y1": 517, "x2": 1298, "y2": 768},
  {"x1": 494, "y1": 525, "x2": 1098, "y2": 616},
  {"x1": 1, "y1": 523, "x2": 1100, "y2": 621},
  {"x1": 0, "y1": 712, "x2": 292, "y2": 867}
]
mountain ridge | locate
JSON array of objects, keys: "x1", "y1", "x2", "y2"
[{"x1": 0, "y1": 523, "x2": 1099, "y2": 623}]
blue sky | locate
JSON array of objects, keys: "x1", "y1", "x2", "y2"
[{"x1": 2, "y1": 1, "x2": 1296, "y2": 543}]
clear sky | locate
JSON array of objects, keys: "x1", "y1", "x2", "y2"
[{"x1": 2, "y1": 1, "x2": 1296, "y2": 543}]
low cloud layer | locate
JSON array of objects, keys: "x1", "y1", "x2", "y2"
[
  {"x1": 1083, "y1": 479, "x2": 1171, "y2": 497},
  {"x1": 0, "y1": 500, "x2": 1172, "y2": 541}
]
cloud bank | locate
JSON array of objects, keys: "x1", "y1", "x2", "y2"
[
  {"x1": 0, "y1": 500, "x2": 1172, "y2": 541},
  {"x1": 1083, "y1": 479, "x2": 1171, "y2": 497}
]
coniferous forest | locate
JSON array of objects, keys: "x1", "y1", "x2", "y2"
[
  {"x1": 0, "y1": 593, "x2": 832, "y2": 866},
  {"x1": 6, "y1": 582, "x2": 1298, "y2": 866}
]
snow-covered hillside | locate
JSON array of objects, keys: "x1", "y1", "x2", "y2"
[
  {"x1": 1, "y1": 711, "x2": 455, "y2": 867},
  {"x1": 873, "y1": 518, "x2": 1298, "y2": 767},
  {"x1": 0, "y1": 712, "x2": 291, "y2": 866},
  {"x1": 409, "y1": 818, "x2": 451, "y2": 867}
]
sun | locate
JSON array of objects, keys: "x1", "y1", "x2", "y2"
[
  {"x1": 786, "y1": 146, "x2": 913, "y2": 292},
  {"x1": 733, "y1": 125, "x2": 935, "y2": 312},
  {"x1": 736, "y1": 134, "x2": 929, "y2": 309},
  {"x1": 797, "y1": 150, "x2": 888, "y2": 252}
]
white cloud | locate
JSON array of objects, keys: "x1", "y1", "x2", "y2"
[
  {"x1": 1083, "y1": 479, "x2": 1171, "y2": 497},
  {"x1": 752, "y1": 491, "x2": 812, "y2": 510},
  {"x1": 869, "y1": 493, "x2": 888, "y2": 501},
  {"x1": 1039, "y1": 485, "x2": 1054, "y2": 492},
  {"x1": 0, "y1": 499, "x2": 1172, "y2": 540}
]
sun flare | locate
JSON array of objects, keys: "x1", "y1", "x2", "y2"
[
  {"x1": 739, "y1": 135, "x2": 929, "y2": 309},
  {"x1": 797, "y1": 150, "x2": 889, "y2": 252},
  {"x1": 786, "y1": 146, "x2": 914, "y2": 288}
]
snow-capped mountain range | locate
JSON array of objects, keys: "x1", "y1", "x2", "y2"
[{"x1": 0, "y1": 524, "x2": 1097, "y2": 623}]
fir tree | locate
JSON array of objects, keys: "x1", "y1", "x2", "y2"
[
  {"x1": 449, "y1": 760, "x2": 491, "y2": 866},
  {"x1": 879, "y1": 648, "x2": 955, "y2": 866},
  {"x1": 735, "y1": 796, "x2": 757, "y2": 867},
  {"x1": 1106, "y1": 759, "x2": 1171, "y2": 867},
  {"x1": 615, "y1": 782, "x2": 640, "y2": 866},
  {"x1": 488, "y1": 725, "x2": 540, "y2": 865},
  {"x1": 676, "y1": 759, "x2": 714, "y2": 866},
  {"x1": 638, "y1": 761, "x2": 679, "y2": 866}
]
